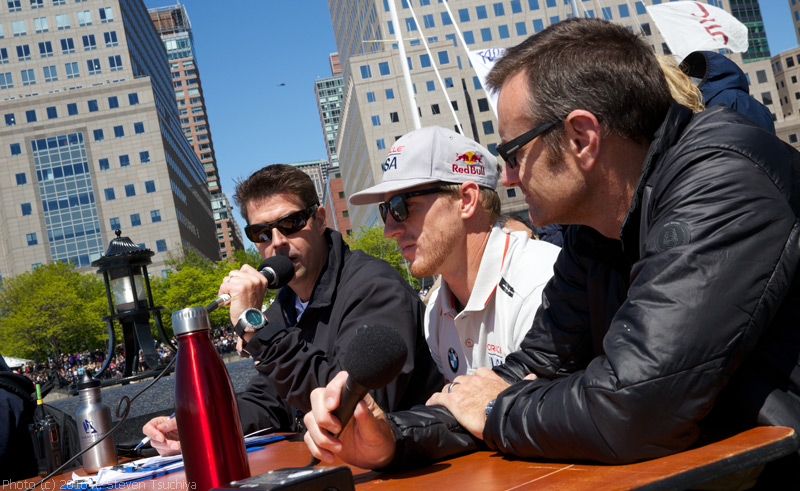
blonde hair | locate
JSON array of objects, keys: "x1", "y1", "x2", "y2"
[{"x1": 658, "y1": 55, "x2": 704, "y2": 114}]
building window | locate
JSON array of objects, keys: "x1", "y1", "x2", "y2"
[
  {"x1": 65, "y1": 61, "x2": 78, "y2": 78},
  {"x1": 156, "y1": 239, "x2": 167, "y2": 252},
  {"x1": 113, "y1": 125, "x2": 124, "y2": 138},
  {"x1": 128, "y1": 92, "x2": 139, "y2": 105},
  {"x1": 151, "y1": 210, "x2": 162, "y2": 223},
  {"x1": 21, "y1": 202, "x2": 32, "y2": 215},
  {"x1": 481, "y1": 27, "x2": 492, "y2": 42},
  {"x1": 789, "y1": 134, "x2": 798, "y2": 144},
  {"x1": 25, "y1": 109, "x2": 36, "y2": 122},
  {"x1": 377, "y1": 138, "x2": 386, "y2": 150},
  {"x1": 4, "y1": 113, "x2": 15, "y2": 126},
  {"x1": 477, "y1": 98, "x2": 489, "y2": 112},
  {"x1": 44, "y1": 106, "x2": 57, "y2": 119},
  {"x1": 762, "y1": 92, "x2": 773, "y2": 105},
  {"x1": 145, "y1": 180, "x2": 156, "y2": 193},
  {"x1": 56, "y1": 13, "x2": 69, "y2": 30},
  {"x1": 87, "y1": 58, "x2": 100, "y2": 75},
  {"x1": 342, "y1": 210, "x2": 349, "y2": 218},
  {"x1": 99, "y1": 158, "x2": 109, "y2": 170},
  {"x1": 12, "y1": 20, "x2": 26, "y2": 36},
  {"x1": 38, "y1": 41, "x2": 53, "y2": 57},
  {"x1": 476, "y1": 5, "x2": 488, "y2": 19},
  {"x1": 458, "y1": 8, "x2": 470, "y2": 22},
  {"x1": 426, "y1": 80, "x2": 435, "y2": 92},
  {"x1": 139, "y1": 150, "x2": 150, "y2": 163},
  {"x1": 420, "y1": 54, "x2": 431, "y2": 68},
  {"x1": 438, "y1": 51, "x2": 449, "y2": 65},
  {"x1": 16, "y1": 172, "x2": 26, "y2": 185},
  {"x1": 119, "y1": 154, "x2": 130, "y2": 167},
  {"x1": 360, "y1": 65, "x2": 372, "y2": 79},
  {"x1": 108, "y1": 55, "x2": 122, "y2": 71},
  {"x1": 507, "y1": 188, "x2": 517, "y2": 198},
  {"x1": 463, "y1": 31, "x2": 475, "y2": 44},
  {"x1": 385, "y1": 88, "x2": 394, "y2": 99},
  {"x1": 43, "y1": 65, "x2": 57, "y2": 82},
  {"x1": 483, "y1": 120, "x2": 494, "y2": 135},
  {"x1": 431, "y1": 104, "x2": 440, "y2": 115},
  {"x1": 130, "y1": 213, "x2": 141, "y2": 227},
  {"x1": 498, "y1": 24, "x2": 510, "y2": 39},
  {"x1": 8, "y1": 0, "x2": 21, "y2": 12},
  {"x1": 82, "y1": 34, "x2": 96, "y2": 50},
  {"x1": 371, "y1": 115, "x2": 381, "y2": 126},
  {"x1": 107, "y1": 96, "x2": 119, "y2": 109},
  {"x1": 10, "y1": 143, "x2": 21, "y2": 155},
  {"x1": 88, "y1": 99, "x2": 98, "y2": 112},
  {"x1": 0, "y1": 48, "x2": 7, "y2": 64},
  {"x1": 17, "y1": 45, "x2": 31, "y2": 61},
  {"x1": 366, "y1": 91, "x2": 376, "y2": 102},
  {"x1": 451, "y1": 100, "x2": 459, "y2": 111},
  {"x1": 0, "y1": 72, "x2": 13, "y2": 89},
  {"x1": 109, "y1": 217, "x2": 120, "y2": 229},
  {"x1": 390, "y1": 112, "x2": 399, "y2": 123},
  {"x1": 444, "y1": 77, "x2": 454, "y2": 88},
  {"x1": 533, "y1": 19, "x2": 544, "y2": 32},
  {"x1": 33, "y1": 16, "x2": 48, "y2": 33},
  {"x1": 104, "y1": 188, "x2": 115, "y2": 200},
  {"x1": 60, "y1": 38, "x2": 74, "y2": 54},
  {"x1": 67, "y1": 103, "x2": 77, "y2": 116},
  {"x1": 379, "y1": 61, "x2": 390, "y2": 76},
  {"x1": 99, "y1": 7, "x2": 113, "y2": 22},
  {"x1": 756, "y1": 70, "x2": 768, "y2": 84},
  {"x1": 26, "y1": 233, "x2": 37, "y2": 246},
  {"x1": 78, "y1": 10, "x2": 92, "y2": 26},
  {"x1": 21, "y1": 68, "x2": 35, "y2": 86},
  {"x1": 134, "y1": 122, "x2": 144, "y2": 134},
  {"x1": 125, "y1": 184, "x2": 135, "y2": 197},
  {"x1": 104, "y1": 31, "x2": 118, "y2": 47}
]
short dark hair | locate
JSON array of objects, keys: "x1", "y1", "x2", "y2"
[
  {"x1": 486, "y1": 18, "x2": 672, "y2": 148},
  {"x1": 234, "y1": 164, "x2": 320, "y2": 223}
]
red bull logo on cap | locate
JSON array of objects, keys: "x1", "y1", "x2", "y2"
[{"x1": 453, "y1": 151, "x2": 486, "y2": 176}]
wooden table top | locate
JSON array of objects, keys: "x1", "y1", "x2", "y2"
[{"x1": 6, "y1": 426, "x2": 796, "y2": 491}]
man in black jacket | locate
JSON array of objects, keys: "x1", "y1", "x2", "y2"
[
  {"x1": 143, "y1": 165, "x2": 441, "y2": 454},
  {"x1": 303, "y1": 18, "x2": 800, "y2": 479}
]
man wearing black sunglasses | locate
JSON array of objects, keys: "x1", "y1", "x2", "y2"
[
  {"x1": 304, "y1": 18, "x2": 800, "y2": 481},
  {"x1": 142, "y1": 164, "x2": 441, "y2": 456},
  {"x1": 348, "y1": 126, "x2": 559, "y2": 385}
]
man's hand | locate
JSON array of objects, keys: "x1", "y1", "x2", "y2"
[
  {"x1": 426, "y1": 367, "x2": 513, "y2": 439},
  {"x1": 141, "y1": 415, "x2": 181, "y2": 456},
  {"x1": 303, "y1": 371, "x2": 396, "y2": 469},
  {"x1": 218, "y1": 264, "x2": 268, "y2": 329}
]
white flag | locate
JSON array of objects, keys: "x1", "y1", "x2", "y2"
[
  {"x1": 467, "y1": 47, "x2": 506, "y2": 117},
  {"x1": 646, "y1": 1, "x2": 748, "y2": 61}
]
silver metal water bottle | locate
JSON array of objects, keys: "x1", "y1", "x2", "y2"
[{"x1": 75, "y1": 373, "x2": 117, "y2": 473}]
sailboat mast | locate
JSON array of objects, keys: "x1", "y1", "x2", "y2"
[{"x1": 387, "y1": 0, "x2": 421, "y2": 130}]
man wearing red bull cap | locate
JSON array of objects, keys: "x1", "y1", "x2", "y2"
[{"x1": 347, "y1": 126, "x2": 560, "y2": 381}]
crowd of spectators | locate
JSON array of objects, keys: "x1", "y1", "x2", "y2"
[{"x1": 14, "y1": 327, "x2": 240, "y2": 389}]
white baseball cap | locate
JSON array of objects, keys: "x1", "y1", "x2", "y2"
[{"x1": 349, "y1": 126, "x2": 499, "y2": 206}]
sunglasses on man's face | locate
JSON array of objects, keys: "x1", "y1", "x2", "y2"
[
  {"x1": 245, "y1": 205, "x2": 318, "y2": 243},
  {"x1": 496, "y1": 119, "x2": 560, "y2": 169},
  {"x1": 379, "y1": 188, "x2": 443, "y2": 223}
]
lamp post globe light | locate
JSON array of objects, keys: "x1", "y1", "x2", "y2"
[{"x1": 91, "y1": 230, "x2": 173, "y2": 380}]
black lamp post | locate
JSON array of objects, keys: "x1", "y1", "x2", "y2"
[{"x1": 91, "y1": 230, "x2": 173, "y2": 379}]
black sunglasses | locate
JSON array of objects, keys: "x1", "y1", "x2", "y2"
[
  {"x1": 245, "y1": 205, "x2": 318, "y2": 243},
  {"x1": 379, "y1": 188, "x2": 443, "y2": 223},
  {"x1": 496, "y1": 119, "x2": 560, "y2": 169}
]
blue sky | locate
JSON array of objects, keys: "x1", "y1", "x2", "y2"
[{"x1": 143, "y1": 1, "x2": 798, "y2": 249}]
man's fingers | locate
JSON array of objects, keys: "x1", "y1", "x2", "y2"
[
  {"x1": 324, "y1": 371, "x2": 349, "y2": 411},
  {"x1": 303, "y1": 431, "x2": 336, "y2": 464}
]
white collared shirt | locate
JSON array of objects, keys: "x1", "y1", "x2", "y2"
[{"x1": 425, "y1": 226, "x2": 560, "y2": 380}]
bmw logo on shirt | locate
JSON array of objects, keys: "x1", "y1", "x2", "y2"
[{"x1": 448, "y1": 347, "x2": 459, "y2": 373}]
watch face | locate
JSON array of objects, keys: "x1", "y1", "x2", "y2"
[{"x1": 244, "y1": 309, "x2": 263, "y2": 326}]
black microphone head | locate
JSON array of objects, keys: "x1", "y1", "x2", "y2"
[
  {"x1": 258, "y1": 255, "x2": 295, "y2": 288},
  {"x1": 343, "y1": 324, "x2": 408, "y2": 390}
]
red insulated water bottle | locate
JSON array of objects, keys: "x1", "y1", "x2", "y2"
[{"x1": 172, "y1": 306, "x2": 250, "y2": 491}]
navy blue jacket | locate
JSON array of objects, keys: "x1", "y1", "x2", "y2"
[{"x1": 682, "y1": 50, "x2": 775, "y2": 133}]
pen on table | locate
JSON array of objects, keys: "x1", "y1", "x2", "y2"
[{"x1": 135, "y1": 412, "x2": 175, "y2": 450}]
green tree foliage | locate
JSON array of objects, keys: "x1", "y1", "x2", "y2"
[
  {"x1": 346, "y1": 225, "x2": 419, "y2": 289},
  {"x1": 0, "y1": 262, "x2": 108, "y2": 361},
  {"x1": 151, "y1": 247, "x2": 275, "y2": 334}
]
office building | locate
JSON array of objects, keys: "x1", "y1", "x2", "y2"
[
  {"x1": 327, "y1": 0, "x2": 782, "y2": 229},
  {"x1": 315, "y1": 53, "x2": 350, "y2": 236},
  {"x1": 148, "y1": 4, "x2": 244, "y2": 260},
  {"x1": 771, "y1": 1, "x2": 800, "y2": 151},
  {"x1": 0, "y1": 0, "x2": 218, "y2": 278},
  {"x1": 289, "y1": 159, "x2": 327, "y2": 205}
]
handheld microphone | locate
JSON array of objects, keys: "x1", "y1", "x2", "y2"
[
  {"x1": 205, "y1": 255, "x2": 295, "y2": 312},
  {"x1": 333, "y1": 324, "x2": 409, "y2": 436}
]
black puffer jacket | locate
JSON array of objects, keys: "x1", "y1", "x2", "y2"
[
  {"x1": 385, "y1": 104, "x2": 800, "y2": 469},
  {"x1": 238, "y1": 229, "x2": 443, "y2": 433}
]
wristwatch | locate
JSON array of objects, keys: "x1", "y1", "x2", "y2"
[
  {"x1": 485, "y1": 398, "x2": 496, "y2": 420},
  {"x1": 234, "y1": 308, "x2": 267, "y2": 338}
]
